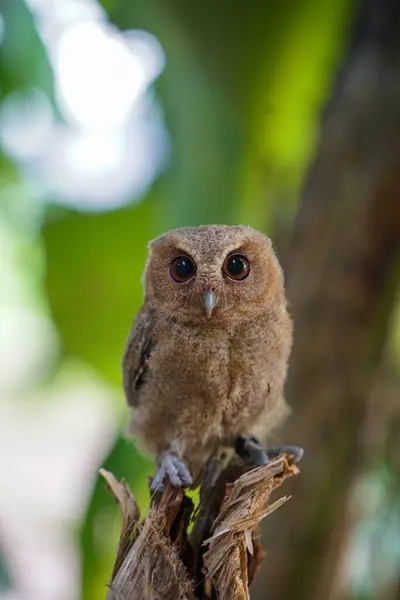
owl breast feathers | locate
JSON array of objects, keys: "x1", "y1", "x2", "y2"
[{"x1": 123, "y1": 225, "x2": 292, "y2": 483}]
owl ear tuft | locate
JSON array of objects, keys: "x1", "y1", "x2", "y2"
[
  {"x1": 147, "y1": 237, "x2": 165, "y2": 255},
  {"x1": 262, "y1": 234, "x2": 273, "y2": 249},
  {"x1": 148, "y1": 230, "x2": 177, "y2": 250},
  {"x1": 148, "y1": 237, "x2": 158, "y2": 250}
]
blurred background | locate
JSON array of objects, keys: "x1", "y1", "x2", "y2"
[{"x1": 0, "y1": 0, "x2": 399, "y2": 599}]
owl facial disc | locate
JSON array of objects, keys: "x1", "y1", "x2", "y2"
[{"x1": 203, "y1": 289, "x2": 216, "y2": 318}]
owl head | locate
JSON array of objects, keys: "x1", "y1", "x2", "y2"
[{"x1": 143, "y1": 225, "x2": 285, "y2": 323}]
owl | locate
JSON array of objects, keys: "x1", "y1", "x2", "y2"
[{"x1": 123, "y1": 225, "x2": 302, "y2": 490}]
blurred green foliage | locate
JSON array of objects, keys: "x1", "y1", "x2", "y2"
[
  {"x1": 0, "y1": 0, "x2": 365, "y2": 598},
  {"x1": 0, "y1": 0, "x2": 54, "y2": 101},
  {"x1": 0, "y1": 0, "x2": 55, "y2": 187},
  {"x1": 106, "y1": 0, "x2": 354, "y2": 230},
  {"x1": 0, "y1": 545, "x2": 12, "y2": 591},
  {"x1": 44, "y1": 201, "x2": 158, "y2": 385}
]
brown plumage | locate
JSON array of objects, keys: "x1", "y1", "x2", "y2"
[{"x1": 123, "y1": 225, "x2": 296, "y2": 490}]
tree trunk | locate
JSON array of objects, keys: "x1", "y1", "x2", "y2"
[{"x1": 254, "y1": 0, "x2": 400, "y2": 599}]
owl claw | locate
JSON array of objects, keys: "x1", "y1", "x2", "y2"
[
  {"x1": 235, "y1": 436, "x2": 304, "y2": 466},
  {"x1": 235, "y1": 436, "x2": 269, "y2": 466},
  {"x1": 151, "y1": 453, "x2": 193, "y2": 492},
  {"x1": 265, "y1": 445, "x2": 304, "y2": 464}
]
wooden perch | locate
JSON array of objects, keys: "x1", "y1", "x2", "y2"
[{"x1": 100, "y1": 456, "x2": 299, "y2": 600}]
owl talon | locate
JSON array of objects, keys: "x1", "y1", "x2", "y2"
[
  {"x1": 235, "y1": 436, "x2": 304, "y2": 466},
  {"x1": 150, "y1": 453, "x2": 193, "y2": 492},
  {"x1": 266, "y1": 445, "x2": 304, "y2": 464},
  {"x1": 235, "y1": 435, "x2": 270, "y2": 466}
]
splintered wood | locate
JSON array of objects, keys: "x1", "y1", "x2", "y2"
[{"x1": 100, "y1": 457, "x2": 299, "y2": 600}]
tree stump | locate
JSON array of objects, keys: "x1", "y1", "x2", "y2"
[{"x1": 100, "y1": 456, "x2": 299, "y2": 600}]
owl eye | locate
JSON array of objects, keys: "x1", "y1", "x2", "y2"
[
  {"x1": 170, "y1": 256, "x2": 196, "y2": 283},
  {"x1": 223, "y1": 254, "x2": 250, "y2": 281}
]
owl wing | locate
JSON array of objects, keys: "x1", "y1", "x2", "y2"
[{"x1": 122, "y1": 305, "x2": 154, "y2": 407}]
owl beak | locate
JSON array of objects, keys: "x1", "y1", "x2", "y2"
[{"x1": 203, "y1": 289, "x2": 216, "y2": 318}]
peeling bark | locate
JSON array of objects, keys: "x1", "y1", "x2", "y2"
[{"x1": 101, "y1": 458, "x2": 299, "y2": 600}]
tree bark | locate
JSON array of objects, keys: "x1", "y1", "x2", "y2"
[{"x1": 254, "y1": 0, "x2": 400, "y2": 599}]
